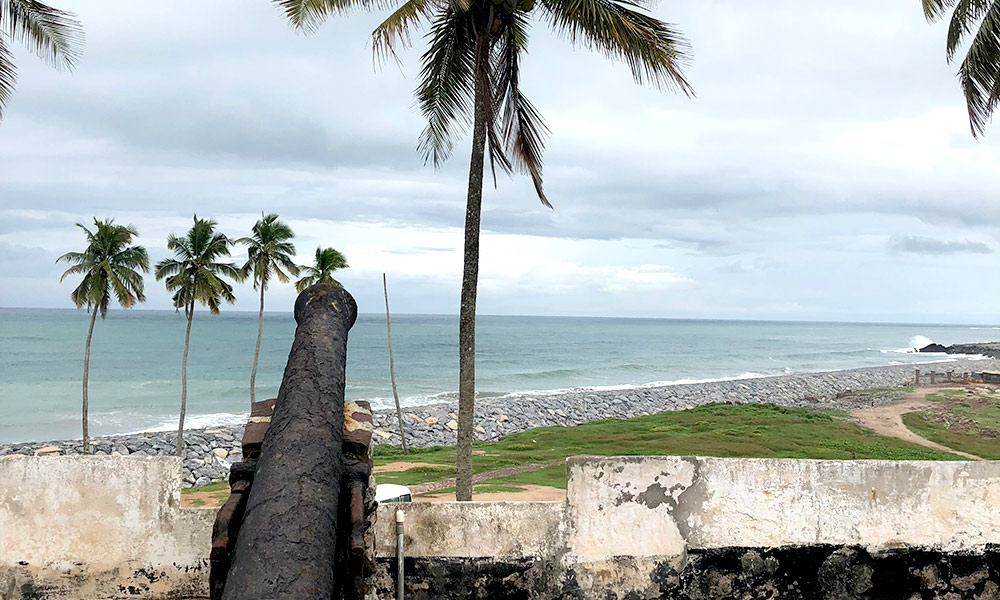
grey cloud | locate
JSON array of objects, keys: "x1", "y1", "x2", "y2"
[{"x1": 887, "y1": 235, "x2": 994, "y2": 255}]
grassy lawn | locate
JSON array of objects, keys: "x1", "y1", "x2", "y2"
[
  {"x1": 180, "y1": 480, "x2": 230, "y2": 507},
  {"x1": 183, "y1": 402, "x2": 962, "y2": 504},
  {"x1": 373, "y1": 402, "x2": 958, "y2": 490},
  {"x1": 902, "y1": 387, "x2": 1000, "y2": 460}
]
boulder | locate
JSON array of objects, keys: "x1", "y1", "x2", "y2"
[{"x1": 918, "y1": 343, "x2": 949, "y2": 353}]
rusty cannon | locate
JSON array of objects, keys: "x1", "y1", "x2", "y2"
[{"x1": 209, "y1": 284, "x2": 377, "y2": 600}]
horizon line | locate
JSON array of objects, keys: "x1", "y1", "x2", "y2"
[{"x1": 2, "y1": 305, "x2": 999, "y2": 329}]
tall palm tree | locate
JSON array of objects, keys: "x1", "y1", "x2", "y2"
[
  {"x1": 236, "y1": 213, "x2": 299, "y2": 405},
  {"x1": 0, "y1": 0, "x2": 84, "y2": 121},
  {"x1": 155, "y1": 216, "x2": 240, "y2": 457},
  {"x1": 57, "y1": 218, "x2": 148, "y2": 454},
  {"x1": 274, "y1": 0, "x2": 692, "y2": 500},
  {"x1": 295, "y1": 247, "x2": 349, "y2": 292},
  {"x1": 923, "y1": 0, "x2": 1000, "y2": 137}
]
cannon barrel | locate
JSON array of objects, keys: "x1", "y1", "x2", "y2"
[{"x1": 221, "y1": 284, "x2": 358, "y2": 600}]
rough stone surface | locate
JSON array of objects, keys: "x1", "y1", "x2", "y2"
[
  {"x1": 4, "y1": 454, "x2": 1000, "y2": 599},
  {"x1": 0, "y1": 455, "x2": 214, "y2": 599},
  {"x1": 222, "y1": 283, "x2": 357, "y2": 600},
  {"x1": 372, "y1": 546, "x2": 1000, "y2": 600},
  {"x1": 370, "y1": 456, "x2": 1000, "y2": 599}
]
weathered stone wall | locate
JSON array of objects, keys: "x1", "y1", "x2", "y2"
[
  {"x1": 4, "y1": 455, "x2": 999, "y2": 599},
  {"x1": 372, "y1": 457, "x2": 1000, "y2": 600},
  {"x1": 0, "y1": 456, "x2": 214, "y2": 600}
]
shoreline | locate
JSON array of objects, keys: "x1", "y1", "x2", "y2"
[{"x1": 2, "y1": 358, "x2": 997, "y2": 486}]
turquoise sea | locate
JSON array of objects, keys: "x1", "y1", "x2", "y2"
[{"x1": 1, "y1": 307, "x2": 997, "y2": 444}]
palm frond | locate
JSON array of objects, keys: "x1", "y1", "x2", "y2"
[
  {"x1": 0, "y1": 37, "x2": 15, "y2": 120},
  {"x1": 295, "y1": 246, "x2": 348, "y2": 291},
  {"x1": 373, "y1": 0, "x2": 438, "y2": 64},
  {"x1": 154, "y1": 258, "x2": 183, "y2": 280},
  {"x1": 105, "y1": 263, "x2": 135, "y2": 310},
  {"x1": 943, "y1": 0, "x2": 991, "y2": 59},
  {"x1": 416, "y1": 8, "x2": 478, "y2": 167},
  {"x1": 158, "y1": 216, "x2": 238, "y2": 314},
  {"x1": 494, "y1": 12, "x2": 551, "y2": 206},
  {"x1": 59, "y1": 218, "x2": 148, "y2": 312},
  {"x1": 295, "y1": 274, "x2": 317, "y2": 293},
  {"x1": 272, "y1": 0, "x2": 395, "y2": 31},
  {"x1": 237, "y1": 213, "x2": 297, "y2": 290},
  {"x1": 540, "y1": 0, "x2": 693, "y2": 94},
  {"x1": 924, "y1": 0, "x2": 959, "y2": 21},
  {"x1": 0, "y1": 0, "x2": 84, "y2": 69},
  {"x1": 58, "y1": 261, "x2": 90, "y2": 281},
  {"x1": 953, "y1": 0, "x2": 1000, "y2": 136}
]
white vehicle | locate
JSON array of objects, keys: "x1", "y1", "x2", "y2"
[{"x1": 375, "y1": 483, "x2": 412, "y2": 503}]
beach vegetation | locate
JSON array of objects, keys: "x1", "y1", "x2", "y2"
[
  {"x1": 922, "y1": 0, "x2": 1000, "y2": 137},
  {"x1": 902, "y1": 387, "x2": 1000, "y2": 459},
  {"x1": 371, "y1": 402, "x2": 960, "y2": 489},
  {"x1": 56, "y1": 218, "x2": 149, "y2": 454},
  {"x1": 273, "y1": 0, "x2": 694, "y2": 501},
  {"x1": 236, "y1": 213, "x2": 299, "y2": 405},
  {"x1": 0, "y1": 0, "x2": 83, "y2": 121},
  {"x1": 186, "y1": 402, "x2": 964, "y2": 503},
  {"x1": 154, "y1": 216, "x2": 241, "y2": 457},
  {"x1": 295, "y1": 247, "x2": 348, "y2": 292}
]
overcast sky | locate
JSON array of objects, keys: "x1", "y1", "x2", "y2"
[{"x1": 1, "y1": 0, "x2": 998, "y2": 323}]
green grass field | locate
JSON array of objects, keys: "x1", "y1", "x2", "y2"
[
  {"x1": 184, "y1": 401, "x2": 968, "y2": 503},
  {"x1": 902, "y1": 388, "x2": 1000, "y2": 460},
  {"x1": 373, "y1": 402, "x2": 959, "y2": 490}
]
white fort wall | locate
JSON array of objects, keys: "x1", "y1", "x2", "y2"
[
  {"x1": 374, "y1": 456, "x2": 1000, "y2": 559},
  {"x1": 0, "y1": 456, "x2": 214, "y2": 599},
  {"x1": 3, "y1": 455, "x2": 1000, "y2": 599}
]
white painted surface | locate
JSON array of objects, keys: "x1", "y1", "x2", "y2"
[
  {"x1": 0, "y1": 455, "x2": 214, "y2": 598},
  {"x1": 374, "y1": 501, "x2": 565, "y2": 558}
]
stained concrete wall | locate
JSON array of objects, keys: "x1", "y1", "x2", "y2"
[
  {"x1": 4, "y1": 455, "x2": 999, "y2": 599},
  {"x1": 374, "y1": 501, "x2": 565, "y2": 559},
  {"x1": 566, "y1": 456, "x2": 1000, "y2": 556},
  {"x1": 373, "y1": 457, "x2": 1000, "y2": 599},
  {"x1": 0, "y1": 456, "x2": 214, "y2": 600}
]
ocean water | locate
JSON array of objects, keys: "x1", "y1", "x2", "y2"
[{"x1": 1, "y1": 307, "x2": 997, "y2": 444}]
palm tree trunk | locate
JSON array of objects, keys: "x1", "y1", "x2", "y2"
[
  {"x1": 384, "y1": 273, "x2": 408, "y2": 453},
  {"x1": 81, "y1": 307, "x2": 98, "y2": 455},
  {"x1": 177, "y1": 302, "x2": 194, "y2": 457},
  {"x1": 456, "y1": 37, "x2": 490, "y2": 502},
  {"x1": 250, "y1": 285, "x2": 265, "y2": 405}
]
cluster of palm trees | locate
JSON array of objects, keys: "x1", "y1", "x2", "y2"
[{"x1": 57, "y1": 214, "x2": 348, "y2": 455}]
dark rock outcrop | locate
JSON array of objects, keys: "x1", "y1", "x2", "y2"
[
  {"x1": 918, "y1": 343, "x2": 949, "y2": 353},
  {"x1": 919, "y1": 342, "x2": 1000, "y2": 359}
]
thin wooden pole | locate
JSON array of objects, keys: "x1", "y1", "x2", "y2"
[{"x1": 384, "y1": 273, "x2": 408, "y2": 453}]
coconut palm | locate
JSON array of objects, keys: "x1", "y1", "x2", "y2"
[
  {"x1": 0, "y1": 0, "x2": 84, "y2": 121},
  {"x1": 155, "y1": 216, "x2": 240, "y2": 456},
  {"x1": 295, "y1": 247, "x2": 349, "y2": 292},
  {"x1": 274, "y1": 0, "x2": 692, "y2": 499},
  {"x1": 236, "y1": 213, "x2": 299, "y2": 405},
  {"x1": 923, "y1": 0, "x2": 1000, "y2": 137},
  {"x1": 57, "y1": 218, "x2": 149, "y2": 454}
]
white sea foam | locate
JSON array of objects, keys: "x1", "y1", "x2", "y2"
[
  {"x1": 134, "y1": 412, "x2": 248, "y2": 434},
  {"x1": 496, "y1": 371, "x2": 771, "y2": 397},
  {"x1": 881, "y1": 334, "x2": 934, "y2": 354}
]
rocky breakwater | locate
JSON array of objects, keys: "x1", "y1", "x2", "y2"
[
  {"x1": 366, "y1": 358, "x2": 1000, "y2": 447},
  {"x1": 919, "y1": 341, "x2": 1000, "y2": 358},
  {"x1": 0, "y1": 425, "x2": 246, "y2": 487},
  {"x1": 5, "y1": 358, "x2": 999, "y2": 482}
]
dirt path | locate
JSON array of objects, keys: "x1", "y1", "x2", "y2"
[
  {"x1": 409, "y1": 463, "x2": 550, "y2": 495},
  {"x1": 849, "y1": 388, "x2": 982, "y2": 460},
  {"x1": 374, "y1": 461, "x2": 440, "y2": 473}
]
